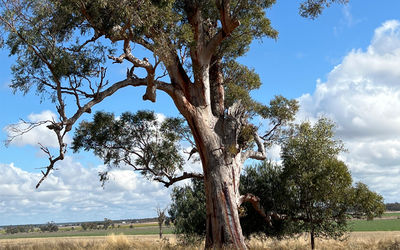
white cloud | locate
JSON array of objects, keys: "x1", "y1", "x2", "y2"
[
  {"x1": 333, "y1": 5, "x2": 362, "y2": 36},
  {"x1": 298, "y1": 20, "x2": 400, "y2": 202},
  {"x1": 0, "y1": 157, "x2": 170, "y2": 225},
  {"x1": 4, "y1": 110, "x2": 71, "y2": 148}
]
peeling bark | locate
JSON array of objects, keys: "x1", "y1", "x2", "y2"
[
  {"x1": 204, "y1": 157, "x2": 247, "y2": 249},
  {"x1": 210, "y1": 57, "x2": 225, "y2": 117},
  {"x1": 181, "y1": 106, "x2": 247, "y2": 249}
]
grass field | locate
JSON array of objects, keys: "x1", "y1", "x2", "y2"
[
  {"x1": 1, "y1": 232, "x2": 400, "y2": 250},
  {"x1": 381, "y1": 212, "x2": 400, "y2": 218},
  {"x1": 0, "y1": 225, "x2": 173, "y2": 239},
  {"x1": 350, "y1": 219, "x2": 400, "y2": 231}
]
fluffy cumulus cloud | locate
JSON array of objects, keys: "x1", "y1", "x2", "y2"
[
  {"x1": 298, "y1": 20, "x2": 400, "y2": 202},
  {"x1": 0, "y1": 157, "x2": 170, "y2": 225},
  {"x1": 4, "y1": 110, "x2": 71, "y2": 148}
]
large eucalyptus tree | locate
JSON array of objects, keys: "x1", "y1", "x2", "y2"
[{"x1": 0, "y1": 0, "x2": 347, "y2": 248}]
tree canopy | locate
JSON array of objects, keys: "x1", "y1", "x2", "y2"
[
  {"x1": 72, "y1": 110, "x2": 201, "y2": 187},
  {"x1": 281, "y1": 118, "x2": 352, "y2": 250}
]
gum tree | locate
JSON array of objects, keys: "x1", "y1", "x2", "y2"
[{"x1": 0, "y1": 0, "x2": 347, "y2": 248}]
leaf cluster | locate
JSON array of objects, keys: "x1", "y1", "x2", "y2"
[
  {"x1": 72, "y1": 110, "x2": 188, "y2": 183},
  {"x1": 299, "y1": 0, "x2": 349, "y2": 19},
  {"x1": 349, "y1": 182, "x2": 385, "y2": 220},
  {"x1": 2, "y1": 0, "x2": 109, "y2": 96}
]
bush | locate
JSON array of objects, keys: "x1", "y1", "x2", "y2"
[
  {"x1": 81, "y1": 222, "x2": 98, "y2": 231},
  {"x1": 39, "y1": 222, "x2": 59, "y2": 232}
]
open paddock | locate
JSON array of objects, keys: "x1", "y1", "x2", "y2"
[{"x1": 1, "y1": 232, "x2": 400, "y2": 250}]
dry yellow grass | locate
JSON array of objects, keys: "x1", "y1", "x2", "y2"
[
  {"x1": 248, "y1": 231, "x2": 400, "y2": 250},
  {"x1": 0, "y1": 234, "x2": 180, "y2": 250},
  {"x1": 0, "y1": 232, "x2": 400, "y2": 249}
]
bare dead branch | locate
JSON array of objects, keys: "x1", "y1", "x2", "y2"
[
  {"x1": 36, "y1": 126, "x2": 67, "y2": 188},
  {"x1": 4, "y1": 119, "x2": 50, "y2": 147}
]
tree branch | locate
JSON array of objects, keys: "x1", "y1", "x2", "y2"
[
  {"x1": 241, "y1": 132, "x2": 267, "y2": 162},
  {"x1": 205, "y1": 0, "x2": 240, "y2": 60},
  {"x1": 262, "y1": 119, "x2": 282, "y2": 142},
  {"x1": 239, "y1": 193, "x2": 285, "y2": 226},
  {"x1": 154, "y1": 172, "x2": 204, "y2": 188},
  {"x1": 4, "y1": 119, "x2": 49, "y2": 146}
]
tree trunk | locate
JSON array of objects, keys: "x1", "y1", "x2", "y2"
[
  {"x1": 310, "y1": 229, "x2": 315, "y2": 250},
  {"x1": 178, "y1": 105, "x2": 246, "y2": 249},
  {"x1": 204, "y1": 158, "x2": 247, "y2": 249},
  {"x1": 203, "y1": 145, "x2": 247, "y2": 249}
]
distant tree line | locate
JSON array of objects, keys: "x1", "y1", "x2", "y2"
[
  {"x1": 4, "y1": 222, "x2": 60, "y2": 234},
  {"x1": 80, "y1": 218, "x2": 114, "y2": 230},
  {"x1": 5, "y1": 225, "x2": 34, "y2": 234},
  {"x1": 386, "y1": 202, "x2": 400, "y2": 211}
]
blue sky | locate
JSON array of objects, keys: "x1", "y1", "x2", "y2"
[{"x1": 1, "y1": 1, "x2": 400, "y2": 225}]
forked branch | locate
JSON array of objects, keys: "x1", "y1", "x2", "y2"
[{"x1": 239, "y1": 193, "x2": 285, "y2": 226}]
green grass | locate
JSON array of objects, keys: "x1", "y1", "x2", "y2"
[
  {"x1": 381, "y1": 212, "x2": 400, "y2": 217},
  {"x1": 350, "y1": 219, "x2": 400, "y2": 231},
  {"x1": 0, "y1": 226, "x2": 174, "y2": 239}
]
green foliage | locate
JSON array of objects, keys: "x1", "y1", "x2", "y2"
[
  {"x1": 169, "y1": 119, "x2": 384, "y2": 245},
  {"x1": 239, "y1": 161, "x2": 295, "y2": 239},
  {"x1": 281, "y1": 118, "x2": 353, "y2": 248},
  {"x1": 223, "y1": 60, "x2": 263, "y2": 111},
  {"x1": 39, "y1": 222, "x2": 59, "y2": 232},
  {"x1": 299, "y1": 0, "x2": 349, "y2": 19},
  {"x1": 350, "y1": 182, "x2": 385, "y2": 220},
  {"x1": 81, "y1": 222, "x2": 98, "y2": 231},
  {"x1": 72, "y1": 110, "x2": 187, "y2": 185},
  {"x1": 169, "y1": 162, "x2": 295, "y2": 241},
  {"x1": 223, "y1": 59, "x2": 299, "y2": 121},
  {"x1": 386, "y1": 202, "x2": 400, "y2": 211},
  {"x1": 1, "y1": 0, "x2": 109, "y2": 96},
  {"x1": 5, "y1": 225, "x2": 34, "y2": 234},
  {"x1": 168, "y1": 179, "x2": 206, "y2": 245},
  {"x1": 0, "y1": 0, "x2": 341, "y2": 106}
]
